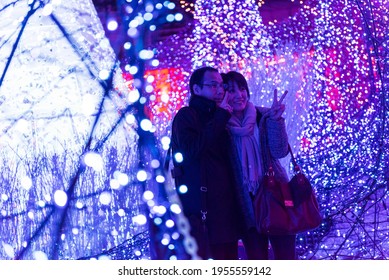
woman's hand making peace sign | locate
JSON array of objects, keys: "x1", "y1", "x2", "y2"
[{"x1": 268, "y1": 89, "x2": 287, "y2": 119}]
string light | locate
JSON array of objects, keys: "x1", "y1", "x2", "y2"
[
  {"x1": 153, "y1": 0, "x2": 389, "y2": 259},
  {"x1": 0, "y1": 0, "x2": 388, "y2": 260}
]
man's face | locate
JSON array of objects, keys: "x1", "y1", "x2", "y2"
[{"x1": 195, "y1": 71, "x2": 225, "y2": 105}]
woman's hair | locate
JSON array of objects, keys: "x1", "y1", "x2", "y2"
[{"x1": 222, "y1": 71, "x2": 250, "y2": 99}]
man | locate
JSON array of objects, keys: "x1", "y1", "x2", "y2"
[{"x1": 170, "y1": 66, "x2": 243, "y2": 259}]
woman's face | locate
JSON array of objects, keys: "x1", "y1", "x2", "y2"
[{"x1": 226, "y1": 81, "x2": 248, "y2": 113}]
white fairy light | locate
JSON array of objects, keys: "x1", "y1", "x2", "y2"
[
  {"x1": 132, "y1": 214, "x2": 147, "y2": 226},
  {"x1": 2, "y1": 243, "x2": 15, "y2": 258},
  {"x1": 107, "y1": 19, "x2": 118, "y2": 31},
  {"x1": 143, "y1": 190, "x2": 154, "y2": 201},
  {"x1": 117, "y1": 209, "x2": 125, "y2": 216},
  {"x1": 150, "y1": 159, "x2": 160, "y2": 168},
  {"x1": 155, "y1": 175, "x2": 165, "y2": 183},
  {"x1": 165, "y1": 219, "x2": 174, "y2": 228},
  {"x1": 125, "y1": 113, "x2": 136, "y2": 124},
  {"x1": 99, "y1": 191, "x2": 112, "y2": 205},
  {"x1": 54, "y1": 190, "x2": 68, "y2": 207},
  {"x1": 33, "y1": 251, "x2": 48, "y2": 260},
  {"x1": 174, "y1": 152, "x2": 183, "y2": 163},
  {"x1": 83, "y1": 152, "x2": 104, "y2": 172},
  {"x1": 136, "y1": 170, "x2": 147, "y2": 182},
  {"x1": 139, "y1": 50, "x2": 154, "y2": 60},
  {"x1": 20, "y1": 176, "x2": 33, "y2": 191},
  {"x1": 117, "y1": 173, "x2": 129, "y2": 186},
  {"x1": 170, "y1": 203, "x2": 182, "y2": 214},
  {"x1": 140, "y1": 119, "x2": 153, "y2": 131},
  {"x1": 99, "y1": 69, "x2": 110, "y2": 80},
  {"x1": 109, "y1": 178, "x2": 120, "y2": 190},
  {"x1": 41, "y1": 4, "x2": 53, "y2": 16},
  {"x1": 178, "y1": 185, "x2": 188, "y2": 194}
]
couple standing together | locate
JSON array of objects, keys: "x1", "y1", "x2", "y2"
[{"x1": 170, "y1": 66, "x2": 295, "y2": 260}]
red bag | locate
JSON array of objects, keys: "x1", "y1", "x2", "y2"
[{"x1": 254, "y1": 145, "x2": 322, "y2": 235}]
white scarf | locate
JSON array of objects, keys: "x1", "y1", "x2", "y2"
[{"x1": 228, "y1": 101, "x2": 261, "y2": 193}]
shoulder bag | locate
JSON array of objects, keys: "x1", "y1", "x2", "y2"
[{"x1": 254, "y1": 144, "x2": 322, "y2": 235}]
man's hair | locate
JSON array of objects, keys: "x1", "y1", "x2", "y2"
[
  {"x1": 189, "y1": 66, "x2": 218, "y2": 95},
  {"x1": 222, "y1": 71, "x2": 250, "y2": 99}
]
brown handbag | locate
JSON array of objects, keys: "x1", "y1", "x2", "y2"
[{"x1": 254, "y1": 144, "x2": 322, "y2": 235}]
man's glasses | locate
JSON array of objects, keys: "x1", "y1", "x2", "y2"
[{"x1": 200, "y1": 82, "x2": 226, "y2": 90}]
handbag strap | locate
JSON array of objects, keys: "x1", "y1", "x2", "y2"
[
  {"x1": 288, "y1": 144, "x2": 301, "y2": 174},
  {"x1": 259, "y1": 123, "x2": 273, "y2": 174},
  {"x1": 264, "y1": 141, "x2": 301, "y2": 173},
  {"x1": 260, "y1": 125, "x2": 295, "y2": 207}
]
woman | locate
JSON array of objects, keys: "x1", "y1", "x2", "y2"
[{"x1": 222, "y1": 71, "x2": 296, "y2": 260}]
